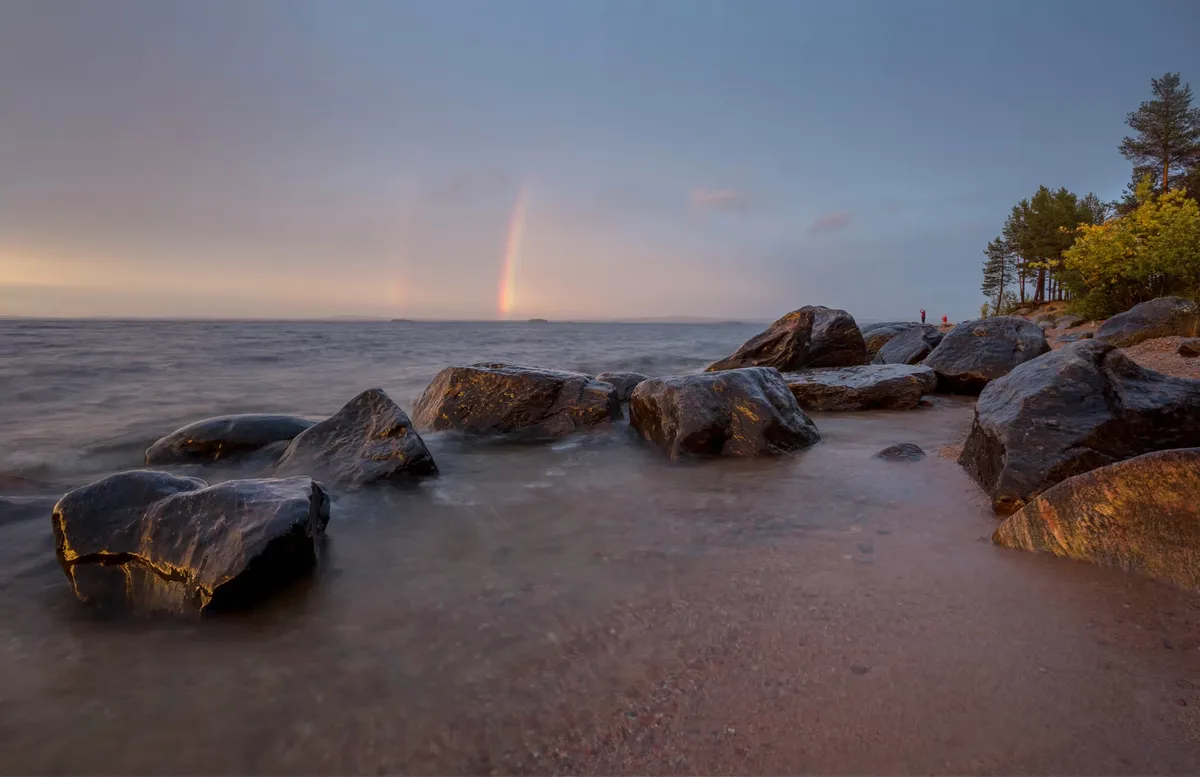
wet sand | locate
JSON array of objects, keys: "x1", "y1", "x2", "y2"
[{"x1": 2, "y1": 398, "x2": 1198, "y2": 774}]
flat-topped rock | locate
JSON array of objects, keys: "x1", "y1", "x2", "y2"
[
  {"x1": 872, "y1": 326, "x2": 943, "y2": 365},
  {"x1": 594, "y1": 371, "x2": 649, "y2": 401},
  {"x1": 958, "y1": 340, "x2": 1200, "y2": 514},
  {"x1": 275, "y1": 389, "x2": 437, "y2": 485},
  {"x1": 706, "y1": 306, "x2": 867, "y2": 372},
  {"x1": 1095, "y1": 296, "x2": 1200, "y2": 348},
  {"x1": 781, "y1": 364, "x2": 936, "y2": 411},
  {"x1": 412, "y1": 363, "x2": 620, "y2": 441},
  {"x1": 993, "y1": 449, "x2": 1200, "y2": 592},
  {"x1": 922, "y1": 317, "x2": 1050, "y2": 394},
  {"x1": 52, "y1": 471, "x2": 329, "y2": 615},
  {"x1": 145, "y1": 414, "x2": 315, "y2": 465},
  {"x1": 629, "y1": 367, "x2": 820, "y2": 458}
]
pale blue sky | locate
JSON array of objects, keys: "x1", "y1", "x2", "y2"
[{"x1": 1, "y1": 0, "x2": 1197, "y2": 320}]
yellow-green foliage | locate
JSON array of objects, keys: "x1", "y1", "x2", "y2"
[{"x1": 1063, "y1": 179, "x2": 1200, "y2": 316}]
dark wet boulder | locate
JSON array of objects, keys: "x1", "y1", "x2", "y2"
[
  {"x1": 872, "y1": 326, "x2": 943, "y2": 365},
  {"x1": 1055, "y1": 332, "x2": 1093, "y2": 344},
  {"x1": 876, "y1": 443, "x2": 926, "y2": 461},
  {"x1": 629, "y1": 367, "x2": 820, "y2": 458},
  {"x1": 52, "y1": 471, "x2": 329, "y2": 615},
  {"x1": 594, "y1": 371, "x2": 649, "y2": 401},
  {"x1": 993, "y1": 449, "x2": 1200, "y2": 592},
  {"x1": 1095, "y1": 296, "x2": 1200, "y2": 348},
  {"x1": 706, "y1": 306, "x2": 867, "y2": 372},
  {"x1": 922, "y1": 317, "x2": 1050, "y2": 394},
  {"x1": 781, "y1": 364, "x2": 936, "y2": 411},
  {"x1": 1179, "y1": 338, "x2": 1200, "y2": 358},
  {"x1": 275, "y1": 389, "x2": 437, "y2": 485},
  {"x1": 145, "y1": 414, "x2": 315, "y2": 465},
  {"x1": 958, "y1": 340, "x2": 1200, "y2": 514},
  {"x1": 412, "y1": 363, "x2": 620, "y2": 441},
  {"x1": 1056, "y1": 314, "x2": 1083, "y2": 329},
  {"x1": 860, "y1": 322, "x2": 931, "y2": 358}
]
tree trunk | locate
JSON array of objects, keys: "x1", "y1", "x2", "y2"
[
  {"x1": 1035, "y1": 268, "x2": 1046, "y2": 303},
  {"x1": 1164, "y1": 154, "x2": 1171, "y2": 193}
]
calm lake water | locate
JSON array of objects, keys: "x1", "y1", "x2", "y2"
[{"x1": 1, "y1": 319, "x2": 1198, "y2": 774}]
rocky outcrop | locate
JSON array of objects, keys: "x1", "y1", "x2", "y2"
[
  {"x1": 922, "y1": 317, "x2": 1050, "y2": 394},
  {"x1": 1095, "y1": 296, "x2": 1200, "y2": 348},
  {"x1": 594, "y1": 371, "x2": 649, "y2": 401},
  {"x1": 706, "y1": 306, "x2": 867, "y2": 372},
  {"x1": 861, "y1": 322, "x2": 936, "y2": 358},
  {"x1": 145, "y1": 414, "x2": 315, "y2": 465},
  {"x1": 958, "y1": 340, "x2": 1200, "y2": 514},
  {"x1": 275, "y1": 389, "x2": 437, "y2": 485},
  {"x1": 52, "y1": 471, "x2": 329, "y2": 615},
  {"x1": 781, "y1": 364, "x2": 937, "y2": 411},
  {"x1": 412, "y1": 364, "x2": 620, "y2": 440},
  {"x1": 1179, "y1": 338, "x2": 1200, "y2": 358},
  {"x1": 993, "y1": 449, "x2": 1200, "y2": 592},
  {"x1": 876, "y1": 443, "x2": 926, "y2": 461},
  {"x1": 1055, "y1": 332, "x2": 1093, "y2": 344},
  {"x1": 629, "y1": 367, "x2": 820, "y2": 458},
  {"x1": 872, "y1": 326, "x2": 943, "y2": 365},
  {"x1": 1056, "y1": 315, "x2": 1083, "y2": 329}
]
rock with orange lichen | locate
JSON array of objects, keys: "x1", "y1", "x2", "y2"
[
  {"x1": 52, "y1": 471, "x2": 330, "y2": 615},
  {"x1": 781, "y1": 364, "x2": 936, "y2": 410},
  {"x1": 412, "y1": 363, "x2": 621, "y2": 441},
  {"x1": 275, "y1": 389, "x2": 437, "y2": 484},
  {"x1": 629, "y1": 367, "x2": 820, "y2": 458},
  {"x1": 959, "y1": 340, "x2": 1200, "y2": 514},
  {"x1": 706, "y1": 306, "x2": 867, "y2": 372},
  {"x1": 993, "y1": 448, "x2": 1200, "y2": 591},
  {"x1": 1095, "y1": 296, "x2": 1200, "y2": 348}
]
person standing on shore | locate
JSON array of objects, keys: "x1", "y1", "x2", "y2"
[{"x1": 920, "y1": 309, "x2": 926, "y2": 324}]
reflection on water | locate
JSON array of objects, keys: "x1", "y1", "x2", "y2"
[{"x1": 1, "y1": 320, "x2": 1199, "y2": 774}]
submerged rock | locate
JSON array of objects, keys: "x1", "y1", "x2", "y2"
[
  {"x1": 922, "y1": 317, "x2": 1050, "y2": 394},
  {"x1": 958, "y1": 340, "x2": 1200, "y2": 514},
  {"x1": 872, "y1": 326, "x2": 943, "y2": 365},
  {"x1": 1179, "y1": 338, "x2": 1200, "y2": 358},
  {"x1": 145, "y1": 414, "x2": 315, "y2": 465},
  {"x1": 706, "y1": 306, "x2": 867, "y2": 372},
  {"x1": 993, "y1": 449, "x2": 1200, "y2": 592},
  {"x1": 781, "y1": 364, "x2": 936, "y2": 411},
  {"x1": 275, "y1": 389, "x2": 437, "y2": 485},
  {"x1": 1095, "y1": 296, "x2": 1200, "y2": 348},
  {"x1": 629, "y1": 367, "x2": 820, "y2": 458},
  {"x1": 412, "y1": 363, "x2": 620, "y2": 440},
  {"x1": 52, "y1": 471, "x2": 329, "y2": 615},
  {"x1": 594, "y1": 371, "x2": 649, "y2": 401},
  {"x1": 876, "y1": 443, "x2": 926, "y2": 461}
]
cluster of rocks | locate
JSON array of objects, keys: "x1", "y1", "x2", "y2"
[{"x1": 50, "y1": 296, "x2": 1200, "y2": 613}]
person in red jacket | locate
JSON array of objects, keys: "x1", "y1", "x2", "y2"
[
  {"x1": 941, "y1": 315, "x2": 949, "y2": 326},
  {"x1": 920, "y1": 309, "x2": 926, "y2": 324}
]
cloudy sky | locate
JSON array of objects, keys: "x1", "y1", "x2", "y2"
[{"x1": 1, "y1": 0, "x2": 1197, "y2": 321}]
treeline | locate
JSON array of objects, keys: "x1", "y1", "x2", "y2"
[{"x1": 981, "y1": 72, "x2": 1200, "y2": 318}]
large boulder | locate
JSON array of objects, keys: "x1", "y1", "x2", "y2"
[
  {"x1": 922, "y1": 316, "x2": 1050, "y2": 394},
  {"x1": 958, "y1": 340, "x2": 1200, "y2": 514},
  {"x1": 145, "y1": 414, "x2": 315, "y2": 465},
  {"x1": 781, "y1": 364, "x2": 937, "y2": 411},
  {"x1": 275, "y1": 389, "x2": 437, "y2": 485},
  {"x1": 629, "y1": 367, "x2": 820, "y2": 458},
  {"x1": 872, "y1": 326, "x2": 943, "y2": 365},
  {"x1": 706, "y1": 306, "x2": 867, "y2": 372},
  {"x1": 1095, "y1": 296, "x2": 1200, "y2": 348},
  {"x1": 594, "y1": 371, "x2": 649, "y2": 401},
  {"x1": 993, "y1": 449, "x2": 1200, "y2": 592},
  {"x1": 412, "y1": 363, "x2": 621, "y2": 440},
  {"x1": 861, "y1": 322, "x2": 928, "y2": 358},
  {"x1": 52, "y1": 471, "x2": 330, "y2": 615}
]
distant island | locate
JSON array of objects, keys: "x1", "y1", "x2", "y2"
[{"x1": 527, "y1": 318, "x2": 550, "y2": 324}]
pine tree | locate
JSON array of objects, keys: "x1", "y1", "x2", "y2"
[
  {"x1": 981, "y1": 237, "x2": 1016, "y2": 313},
  {"x1": 1119, "y1": 73, "x2": 1200, "y2": 194}
]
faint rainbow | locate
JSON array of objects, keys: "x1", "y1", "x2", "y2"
[{"x1": 497, "y1": 183, "x2": 528, "y2": 319}]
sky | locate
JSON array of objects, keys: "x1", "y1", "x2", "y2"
[{"x1": 2, "y1": 0, "x2": 1198, "y2": 322}]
